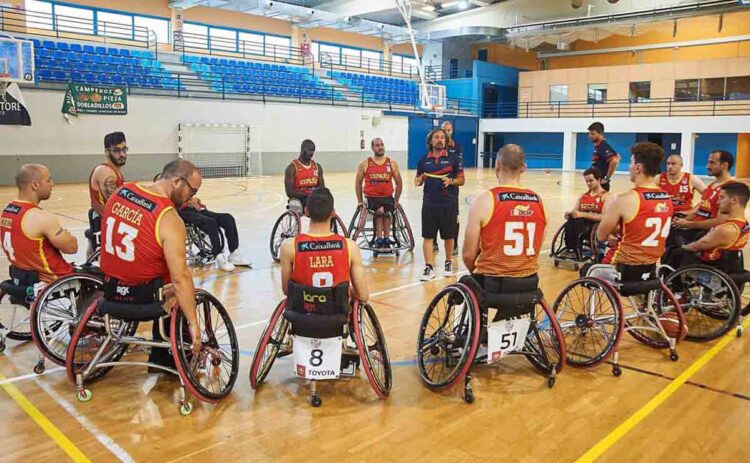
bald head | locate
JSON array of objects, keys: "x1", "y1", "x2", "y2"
[
  {"x1": 15, "y1": 164, "x2": 54, "y2": 202},
  {"x1": 161, "y1": 159, "x2": 199, "y2": 181},
  {"x1": 666, "y1": 153, "x2": 684, "y2": 175},
  {"x1": 371, "y1": 137, "x2": 385, "y2": 156},
  {"x1": 441, "y1": 121, "x2": 454, "y2": 140},
  {"x1": 496, "y1": 144, "x2": 526, "y2": 173},
  {"x1": 15, "y1": 164, "x2": 48, "y2": 189}
]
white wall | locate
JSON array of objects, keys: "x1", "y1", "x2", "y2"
[{"x1": 479, "y1": 116, "x2": 750, "y2": 172}]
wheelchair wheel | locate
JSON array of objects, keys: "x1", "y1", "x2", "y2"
[
  {"x1": 65, "y1": 299, "x2": 138, "y2": 384},
  {"x1": 332, "y1": 214, "x2": 348, "y2": 238},
  {"x1": 347, "y1": 205, "x2": 363, "y2": 239},
  {"x1": 417, "y1": 283, "x2": 481, "y2": 390},
  {"x1": 353, "y1": 302, "x2": 392, "y2": 398},
  {"x1": 30, "y1": 273, "x2": 103, "y2": 366},
  {"x1": 270, "y1": 210, "x2": 301, "y2": 262},
  {"x1": 392, "y1": 204, "x2": 415, "y2": 252},
  {"x1": 663, "y1": 265, "x2": 740, "y2": 341},
  {"x1": 172, "y1": 290, "x2": 239, "y2": 403},
  {"x1": 249, "y1": 299, "x2": 290, "y2": 389},
  {"x1": 624, "y1": 282, "x2": 685, "y2": 348},
  {"x1": 0, "y1": 293, "x2": 31, "y2": 341},
  {"x1": 552, "y1": 277, "x2": 623, "y2": 367},
  {"x1": 524, "y1": 299, "x2": 567, "y2": 375},
  {"x1": 550, "y1": 223, "x2": 567, "y2": 259}
]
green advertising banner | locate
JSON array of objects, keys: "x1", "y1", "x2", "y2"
[{"x1": 61, "y1": 84, "x2": 127, "y2": 116}]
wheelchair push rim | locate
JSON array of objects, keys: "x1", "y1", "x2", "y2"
[
  {"x1": 392, "y1": 204, "x2": 415, "y2": 252},
  {"x1": 353, "y1": 301, "x2": 392, "y2": 398},
  {"x1": 249, "y1": 299, "x2": 290, "y2": 389},
  {"x1": 524, "y1": 299, "x2": 567, "y2": 375},
  {"x1": 552, "y1": 277, "x2": 623, "y2": 367},
  {"x1": 270, "y1": 210, "x2": 301, "y2": 262},
  {"x1": 625, "y1": 282, "x2": 685, "y2": 349},
  {"x1": 417, "y1": 283, "x2": 480, "y2": 390},
  {"x1": 172, "y1": 289, "x2": 240, "y2": 403},
  {"x1": 31, "y1": 273, "x2": 104, "y2": 366}
]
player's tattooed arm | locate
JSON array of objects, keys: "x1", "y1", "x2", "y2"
[{"x1": 102, "y1": 175, "x2": 118, "y2": 200}]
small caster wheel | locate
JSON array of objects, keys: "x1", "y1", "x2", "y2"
[
  {"x1": 553, "y1": 260, "x2": 559, "y2": 268},
  {"x1": 464, "y1": 390, "x2": 474, "y2": 404},
  {"x1": 547, "y1": 376, "x2": 556, "y2": 388},
  {"x1": 395, "y1": 251, "x2": 400, "y2": 257},
  {"x1": 373, "y1": 252, "x2": 379, "y2": 258},
  {"x1": 669, "y1": 351, "x2": 679, "y2": 362},
  {"x1": 180, "y1": 402, "x2": 193, "y2": 416},
  {"x1": 33, "y1": 361, "x2": 45, "y2": 375},
  {"x1": 737, "y1": 326, "x2": 743, "y2": 338},
  {"x1": 311, "y1": 394, "x2": 322, "y2": 407},
  {"x1": 612, "y1": 365, "x2": 622, "y2": 377},
  {"x1": 77, "y1": 389, "x2": 93, "y2": 402}
]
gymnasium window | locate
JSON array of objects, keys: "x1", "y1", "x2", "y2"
[
  {"x1": 700, "y1": 77, "x2": 726, "y2": 101},
  {"x1": 362, "y1": 50, "x2": 382, "y2": 70},
  {"x1": 265, "y1": 36, "x2": 291, "y2": 59},
  {"x1": 342, "y1": 47, "x2": 361, "y2": 67},
  {"x1": 24, "y1": 0, "x2": 53, "y2": 30},
  {"x1": 549, "y1": 85, "x2": 568, "y2": 103},
  {"x1": 726, "y1": 76, "x2": 750, "y2": 100},
  {"x1": 134, "y1": 16, "x2": 170, "y2": 44},
  {"x1": 319, "y1": 44, "x2": 341, "y2": 64},
  {"x1": 183, "y1": 23, "x2": 209, "y2": 49},
  {"x1": 209, "y1": 27, "x2": 238, "y2": 52},
  {"x1": 54, "y1": 4, "x2": 94, "y2": 34},
  {"x1": 98, "y1": 12, "x2": 133, "y2": 40},
  {"x1": 402, "y1": 57, "x2": 418, "y2": 76},
  {"x1": 391, "y1": 55, "x2": 403, "y2": 73},
  {"x1": 239, "y1": 32, "x2": 264, "y2": 55},
  {"x1": 587, "y1": 84, "x2": 607, "y2": 104},
  {"x1": 674, "y1": 79, "x2": 700, "y2": 101},
  {"x1": 629, "y1": 81, "x2": 650, "y2": 102}
]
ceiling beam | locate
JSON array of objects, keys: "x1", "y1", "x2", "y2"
[{"x1": 322, "y1": 0, "x2": 399, "y2": 17}]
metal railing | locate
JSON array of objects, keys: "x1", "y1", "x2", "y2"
[
  {"x1": 483, "y1": 97, "x2": 750, "y2": 118},
  {"x1": 0, "y1": 6, "x2": 157, "y2": 55}
]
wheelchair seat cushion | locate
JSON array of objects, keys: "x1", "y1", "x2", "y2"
[
  {"x1": 98, "y1": 298, "x2": 165, "y2": 322},
  {"x1": 103, "y1": 276, "x2": 163, "y2": 304},
  {"x1": 617, "y1": 263, "x2": 660, "y2": 296},
  {"x1": 463, "y1": 274, "x2": 543, "y2": 319},
  {"x1": 286, "y1": 281, "x2": 350, "y2": 338}
]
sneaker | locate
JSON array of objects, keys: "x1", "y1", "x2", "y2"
[
  {"x1": 444, "y1": 260, "x2": 454, "y2": 275},
  {"x1": 216, "y1": 254, "x2": 235, "y2": 272},
  {"x1": 147, "y1": 348, "x2": 176, "y2": 374},
  {"x1": 228, "y1": 250, "x2": 252, "y2": 267},
  {"x1": 420, "y1": 265, "x2": 436, "y2": 281},
  {"x1": 375, "y1": 237, "x2": 385, "y2": 249}
]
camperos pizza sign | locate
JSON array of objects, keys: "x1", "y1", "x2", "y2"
[{"x1": 62, "y1": 84, "x2": 127, "y2": 116}]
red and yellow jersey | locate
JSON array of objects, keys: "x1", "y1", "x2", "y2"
[
  {"x1": 474, "y1": 186, "x2": 547, "y2": 278},
  {"x1": 700, "y1": 218, "x2": 750, "y2": 262},
  {"x1": 695, "y1": 180, "x2": 732, "y2": 221},
  {"x1": 100, "y1": 183, "x2": 175, "y2": 285},
  {"x1": 578, "y1": 191, "x2": 607, "y2": 214},
  {"x1": 0, "y1": 201, "x2": 73, "y2": 283},
  {"x1": 612, "y1": 187, "x2": 673, "y2": 266},
  {"x1": 292, "y1": 159, "x2": 320, "y2": 195},
  {"x1": 291, "y1": 233, "x2": 350, "y2": 288},
  {"x1": 363, "y1": 157, "x2": 394, "y2": 198},
  {"x1": 89, "y1": 163, "x2": 124, "y2": 215},
  {"x1": 658, "y1": 172, "x2": 694, "y2": 213}
]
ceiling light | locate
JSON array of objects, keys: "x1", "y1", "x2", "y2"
[
  {"x1": 421, "y1": 5, "x2": 436, "y2": 11},
  {"x1": 459, "y1": 0, "x2": 469, "y2": 9},
  {"x1": 441, "y1": 1, "x2": 460, "y2": 7}
]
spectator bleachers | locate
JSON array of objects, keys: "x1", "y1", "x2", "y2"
[{"x1": 331, "y1": 71, "x2": 419, "y2": 105}]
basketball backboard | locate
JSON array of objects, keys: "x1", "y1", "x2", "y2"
[{"x1": 0, "y1": 37, "x2": 35, "y2": 84}]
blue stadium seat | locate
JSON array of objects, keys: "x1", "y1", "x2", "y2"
[
  {"x1": 57, "y1": 42, "x2": 69, "y2": 51},
  {"x1": 52, "y1": 70, "x2": 66, "y2": 81},
  {"x1": 83, "y1": 45, "x2": 95, "y2": 54},
  {"x1": 95, "y1": 46, "x2": 107, "y2": 55},
  {"x1": 42, "y1": 41, "x2": 55, "y2": 50},
  {"x1": 120, "y1": 49, "x2": 130, "y2": 57},
  {"x1": 71, "y1": 71, "x2": 84, "y2": 82},
  {"x1": 108, "y1": 48, "x2": 119, "y2": 56},
  {"x1": 69, "y1": 43, "x2": 82, "y2": 53},
  {"x1": 38, "y1": 69, "x2": 52, "y2": 81}
]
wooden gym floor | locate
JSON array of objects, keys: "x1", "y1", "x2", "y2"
[{"x1": 0, "y1": 169, "x2": 748, "y2": 463}]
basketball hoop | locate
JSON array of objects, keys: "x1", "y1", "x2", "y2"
[{"x1": 0, "y1": 80, "x2": 9, "y2": 101}]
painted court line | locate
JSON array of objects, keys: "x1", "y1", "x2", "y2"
[
  {"x1": 0, "y1": 366, "x2": 65, "y2": 385},
  {"x1": 576, "y1": 316, "x2": 750, "y2": 463},
  {"x1": 0, "y1": 373, "x2": 91, "y2": 463},
  {"x1": 36, "y1": 379, "x2": 137, "y2": 463}
]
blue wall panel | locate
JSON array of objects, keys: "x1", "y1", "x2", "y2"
[
  {"x1": 494, "y1": 132, "x2": 563, "y2": 169},
  {"x1": 693, "y1": 133, "x2": 738, "y2": 175}
]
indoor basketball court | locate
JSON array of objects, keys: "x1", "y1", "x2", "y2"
[{"x1": 0, "y1": 0, "x2": 749, "y2": 462}]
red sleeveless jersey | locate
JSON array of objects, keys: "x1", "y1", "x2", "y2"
[
  {"x1": 612, "y1": 187, "x2": 673, "y2": 266},
  {"x1": 89, "y1": 163, "x2": 124, "y2": 215},
  {"x1": 363, "y1": 157, "x2": 394, "y2": 198},
  {"x1": 578, "y1": 191, "x2": 607, "y2": 214},
  {"x1": 291, "y1": 233, "x2": 350, "y2": 288},
  {"x1": 658, "y1": 172, "x2": 694, "y2": 213},
  {"x1": 474, "y1": 186, "x2": 547, "y2": 278},
  {"x1": 0, "y1": 201, "x2": 74, "y2": 283},
  {"x1": 695, "y1": 180, "x2": 732, "y2": 221},
  {"x1": 701, "y1": 218, "x2": 750, "y2": 262},
  {"x1": 292, "y1": 159, "x2": 320, "y2": 195},
  {"x1": 100, "y1": 183, "x2": 175, "y2": 285}
]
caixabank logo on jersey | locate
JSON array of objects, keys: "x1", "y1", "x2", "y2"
[
  {"x1": 497, "y1": 192, "x2": 540, "y2": 203},
  {"x1": 297, "y1": 240, "x2": 344, "y2": 252},
  {"x1": 3, "y1": 204, "x2": 21, "y2": 215},
  {"x1": 642, "y1": 191, "x2": 670, "y2": 200},
  {"x1": 118, "y1": 188, "x2": 157, "y2": 212}
]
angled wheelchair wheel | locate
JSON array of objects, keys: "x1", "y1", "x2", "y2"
[
  {"x1": 392, "y1": 204, "x2": 415, "y2": 252},
  {"x1": 353, "y1": 302, "x2": 392, "y2": 398},
  {"x1": 332, "y1": 214, "x2": 348, "y2": 238},
  {"x1": 524, "y1": 299, "x2": 567, "y2": 375},
  {"x1": 249, "y1": 299, "x2": 290, "y2": 389},
  {"x1": 348, "y1": 205, "x2": 363, "y2": 239},
  {"x1": 172, "y1": 290, "x2": 239, "y2": 403},
  {"x1": 739, "y1": 281, "x2": 750, "y2": 317},
  {"x1": 625, "y1": 282, "x2": 685, "y2": 349},
  {"x1": 552, "y1": 277, "x2": 623, "y2": 367},
  {"x1": 65, "y1": 298, "x2": 138, "y2": 384},
  {"x1": 30, "y1": 273, "x2": 103, "y2": 366},
  {"x1": 417, "y1": 283, "x2": 481, "y2": 390},
  {"x1": 270, "y1": 211, "x2": 301, "y2": 262},
  {"x1": 550, "y1": 223, "x2": 567, "y2": 259},
  {"x1": 663, "y1": 265, "x2": 739, "y2": 341}
]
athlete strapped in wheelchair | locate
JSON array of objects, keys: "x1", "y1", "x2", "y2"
[
  {"x1": 67, "y1": 161, "x2": 238, "y2": 415},
  {"x1": 417, "y1": 145, "x2": 565, "y2": 403},
  {"x1": 551, "y1": 167, "x2": 609, "y2": 268},
  {"x1": 251, "y1": 188, "x2": 391, "y2": 406}
]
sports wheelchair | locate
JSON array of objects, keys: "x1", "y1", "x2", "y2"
[
  {"x1": 249, "y1": 282, "x2": 391, "y2": 407},
  {"x1": 185, "y1": 223, "x2": 224, "y2": 267},
  {"x1": 348, "y1": 200, "x2": 414, "y2": 257},
  {"x1": 65, "y1": 281, "x2": 239, "y2": 415},
  {"x1": 552, "y1": 263, "x2": 685, "y2": 376},
  {"x1": 269, "y1": 199, "x2": 348, "y2": 262},
  {"x1": 550, "y1": 220, "x2": 601, "y2": 270},
  {"x1": 660, "y1": 249, "x2": 749, "y2": 340},
  {"x1": 416, "y1": 274, "x2": 566, "y2": 404}
]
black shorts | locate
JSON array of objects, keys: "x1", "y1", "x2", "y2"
[
  {"x1": 421, "y1": 205, "x2": 458, "y2": 240},
  {"x1": 366, "y1": 196, "x2": 395, "y2": 214}
]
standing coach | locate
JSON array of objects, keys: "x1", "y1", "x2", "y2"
[{"x1": 588, "y1": 121, "x2": 620, "y2": 191}]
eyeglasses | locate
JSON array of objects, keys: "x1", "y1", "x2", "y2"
[
  {"x1": 107, "y1": 147, "x2": 129, "y2": 154},
  {"x1": 179, "y1": 176, "x2": 199, "y2": 197}
]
